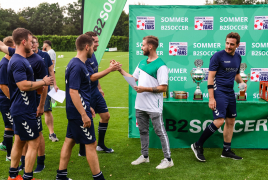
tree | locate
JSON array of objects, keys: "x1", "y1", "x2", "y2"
[
  {"x1": 18, "y1": 3, "x2": 64, "y2": 35},
  {"x1": 0, "y1": 8, "x2": 19, "y2": 40},
  {"x1": 113, "y1": 11, "x2": 129, "y2": 37},
  {"x1": 62, "y1": 0, "x2": 82, "y2": 35}
]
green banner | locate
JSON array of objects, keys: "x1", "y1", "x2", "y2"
[
  {"x1": 129, "y1": 5, "x2": 268, "y2": 138},
  {"x1": 149, "y1": 98, "x2": 268, "y2": 149},
  {"x1": 82, "y1": 0, "x2": 127, "y2": 63}
]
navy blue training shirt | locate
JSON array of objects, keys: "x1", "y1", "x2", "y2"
[
  {"x1": 85, "y1": 53, "x2": 99, "y2": 93},
  {"x1": 0, "y1": 57, "x2": 11, "y2": 106},
  {"x1": 37, "y1": 49, "x2": 53, "y2": 74},
  {"x1": 7, "y1": 54, "x2": 37, "y2": 117},
  {"x1": 65, "y1": 58, "x2": 92, "y2": 119},
  {"x1": 209, "y1": 50, "x2": 241, "y2": 93},
  {"x1": 27, "y1": 53, "x2": 48, "y2": 106}
]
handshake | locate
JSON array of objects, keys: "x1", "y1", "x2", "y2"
[{"x1": 109, "y1": 60, "x2": 122, "y2": 72}]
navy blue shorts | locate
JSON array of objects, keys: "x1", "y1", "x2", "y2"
[
  {"x1": 91, "y1": 90, "x2": 108, "y2": 114},
  {"x1": 44, "y1": 94, "x2": 52, "y2": 112},
  {"x1": 37, "y1": 116, "x2": 43, "y2": 132},
  {"x1": 66, "y1": 119, "x2": 96, "y2": 144},
  {"x1": 13, "y1": 114, "x2": 39, "y2": 141},
  {"x1": 0, "y1": 106, "x2": 13, "y2": 129},
  {"x1": 212, "y1": 90, "x2": 237, "y2": 120}
]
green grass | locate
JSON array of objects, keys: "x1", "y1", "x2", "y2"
[{"x1": 0, "y1": 52, "x2": 267, "y2": 180}]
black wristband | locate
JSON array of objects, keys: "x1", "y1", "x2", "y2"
[{"x1": 207, "y1": 85, "x2": 214, "y2": 89}]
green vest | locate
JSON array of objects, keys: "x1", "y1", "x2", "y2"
[{"x1": 138, "y1": 58, "x2": 166, "y2": 79}]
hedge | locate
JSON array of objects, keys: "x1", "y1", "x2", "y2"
[{"x1": 35, "y1": 35, "x2": 129, "y2": 52}]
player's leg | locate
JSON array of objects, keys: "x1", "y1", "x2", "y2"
[
  {"x1": 34, "y1": 116, "x2": 46, "y2": 173},
  {"x1": 93, "y1": 93, "x2": 113, "y2": 153},
  {"x1": 44, "y1": 95, "x2": 59, "y2": 142},
  {"x1": 191, "y1": 91, "x2": 227, "y2": 162},
  {"x1": 9, "y1": 135, "x2": 26, "y2": 179},
  {"x1": 24, "y1": 135, "x2": 40, "y2": 179},
  {"x1": 1, "y1": 106, "x2": 14, "y2": 161},
  {"x1": 56, "y1": 120, "x2": 76, "y2": 180},
  {"x1": 97, "y1": 112, "x2": 113, "y2": 153},
  {"x1": 56, "y1": 139, "x2": 75, "y2": 180},
  {"x1": 221, "y1": 94, "x2": 242, "y2": 160},
  {"x1": 149, "y1": 112, "x2": 173, "y2": 169},
  {"x1": 85, "y1": 142, "x2": 105, "y2": 180},
  {"x1": 18, "y1": 142, "x2": 27, "y2": 172},
  {"x1": 131, "y1": 109, "x2": 150, "y2": 165}
]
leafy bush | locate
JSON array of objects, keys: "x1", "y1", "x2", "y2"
[{"x1": 36, "y1": 35, "x2": 129, "y2": 51}]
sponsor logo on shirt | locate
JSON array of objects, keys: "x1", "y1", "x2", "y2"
[
  {"x1": 90, "y1": 62, "x2": 94, "y2": 65},
  {"x1": 137, "y1": 16, "x2": 155, "y2": 30},
  {"x1": 224, "y1": 61, "x2": 231, "y2": 63},
  {"x1": 195, "y1": 17, "x2": 214, "y2": 30},
  {"x1": 225, "y1": 68, "x2": 238, "y2": 72}
]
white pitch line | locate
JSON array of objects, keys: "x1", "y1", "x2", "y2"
[{"x1": 54, "y1": 106, "x2": 128, "y2": 109}]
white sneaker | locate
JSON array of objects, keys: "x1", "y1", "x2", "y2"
[
  {"x1": 6, "y1": 155, "x2": 11, "y2": 161},
  {"x1": 156, "y1": 158, "x2": 174, "y2": 169},
  {"x1": 131, "y1": 155, "x2": 149, "y2": 165}
]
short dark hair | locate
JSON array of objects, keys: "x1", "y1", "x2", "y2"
[
  {"x1": 32, "y1": 35, "x2": 38, "y2": 42},
  {"x1": 12, "y1": 28, "x2": 32, "y2": 45},
  {"x1": 76, "y1": 34, "x2": 94, "y2": 51},
  {"x1": 43, "y1": 40, "x2": 52, "y2": 47},
  {"x1": 226, "y1": 32, "x2": 240, "y2": 45},
  {"x1": 84, "y1": 31, "x2": 98, "y2": 38},
  {"x1": 143, "y1": 35, "x2": 159, "y2": 49},
  {"x1": 3, "y1": 36, "x2": 14, "y2": 47}
]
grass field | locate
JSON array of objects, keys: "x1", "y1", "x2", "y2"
[{"x1": 0, "y1": 52, "x2": 267, "y2": 180}]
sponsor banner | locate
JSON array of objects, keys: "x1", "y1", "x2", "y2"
[
  {"x1": 251, "y1": 68, "x2": 268, "y2": 81},
  {"x1": 148, "y1": 99, "x2": 268, "y2": 148},
  {"x1": 82, "y1": 0, "x2": 127, "y2": 64},
  {"x1": 254, "y1": 16, "x2": 268, "y2": 30},
  {"x1": 129, "y1": 5, "x2": 268, "y2": 138}
]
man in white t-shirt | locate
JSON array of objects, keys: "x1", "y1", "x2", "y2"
[
  {"x1": 119, "y1": 35, "x2": 173, "y2": 169},
  {"x1": 43, "y1": 40, "x2": 57, "y2": 108}
]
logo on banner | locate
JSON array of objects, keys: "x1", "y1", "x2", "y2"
[
  {"x1": 251, "y1": 68, "x2": 268, "y2": 81},
  {"x1": 169, "y1": 42, "x2": 188, "y2": 56},
  {"x1": 195, "y1": 17, "x2": 213, "y2": 30},
  {"x1": 136, "y1": 16, "x2": 155, "y2": 30},
  {"x1": 235, "y1": 42, "x2": 246, "y2": 56},
  {"x1": 254, "y1": 16, "x2": 268, "y2": 30}
]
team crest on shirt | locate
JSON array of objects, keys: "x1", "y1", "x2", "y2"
[
  {"x1": 254, "y1": 16, "x2": 268, "y2": 30},
  {"x1": 235, "y1": 42, "x2": 246, "y2": 56},
  {"x1": 169, "y1": 42, "x2": 188, "y2": 56},
  {"x1": 195, "y1": 17, "x2": 213, "y2": 30},
  {"x1": 136, "y1": 16, "x2": 155, "y2": 30}
]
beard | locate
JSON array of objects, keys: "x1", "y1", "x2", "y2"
[
  {"x1": 87, "y1": 50, "x2": 92, "y2": 58},
  {"x1": 143, "y1": 50, "x2": 150, "y2": 56},
  {"x1": 25, "y1": 46, "x2": 31, "y2": 53}
]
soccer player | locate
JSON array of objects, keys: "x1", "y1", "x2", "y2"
[
  {"x1": 0, "y1": 36, "x2": 49, "y2": 173},
  {"x1": 33, "y1": 37, "x2": 59, "y2": 142},
  {"x1": 42, "y1": 40, "x2": 57, "y2": 107},
  {"x1": 191, "y1": 32, "x2": 246, "y2": 162},
  {"x1": 78, "y1": 31, "x2": 120, "y2": 155},
  {"x1": 56, "y1": 34, "x2": 105, "y2": 180},
  {"x1": 118, "y1": 35, "x2": 173, "y2": 169},
  {"x1": 7, "y1": 28, "x2": 53, "y2": 180},
  {"x1": 0, "y1": 36, "x2": 15, "y2": 161}
]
